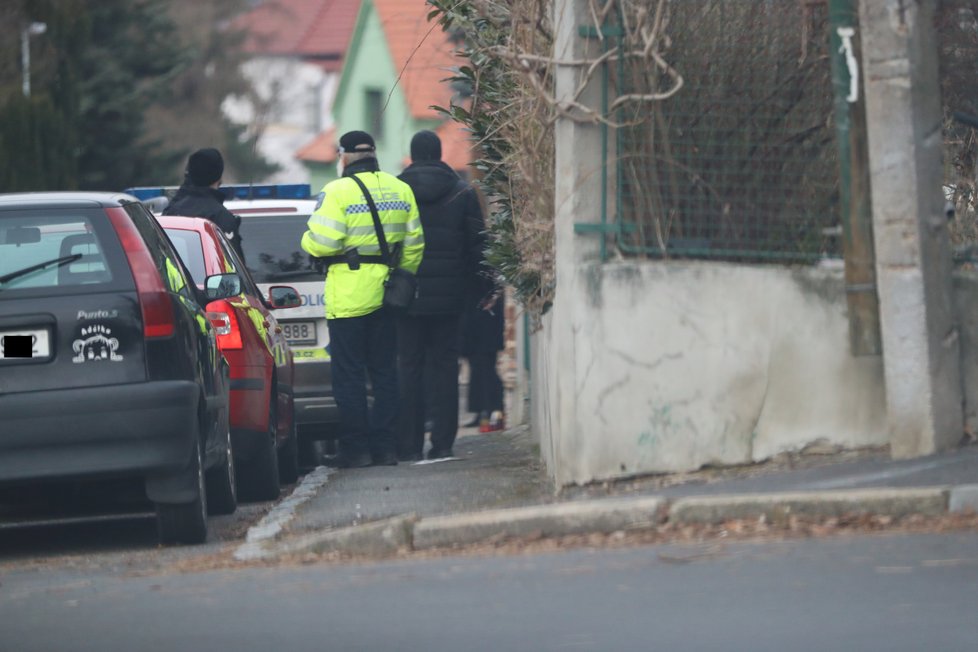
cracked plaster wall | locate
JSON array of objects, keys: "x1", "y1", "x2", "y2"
[{"x1": 533, "y1": 259, "x2": 888, "y2": 486}]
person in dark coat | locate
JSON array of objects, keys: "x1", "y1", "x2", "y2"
[
  {"x1": 163, "y1": 148, "x2": 245, "y2": 260},
  {"x1": 395, "y1": 130, "x2": 485, "y2": 461},
  {"x1": 462, "y1": 283, "x2": 505, "y2": 431}
]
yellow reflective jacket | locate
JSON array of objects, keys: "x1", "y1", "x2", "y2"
[{"x1": 301, "y1": 169, "x2": 424, "y2": 319}]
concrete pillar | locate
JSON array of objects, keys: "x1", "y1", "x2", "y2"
[
  {"x1": 858, "y1": 0, "x2": 962, "y2": 457},
  {"x1": 532, "y1": 0, "x2": 606, "y2": 484}
]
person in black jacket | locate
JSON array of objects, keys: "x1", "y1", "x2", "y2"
[
  {"x1": 462, "y1": 285, "x2": 506, "y2": 431},
  {"x1": 395, "y1": 130, "x2": 485, "y2": 461},
  {"x1": 163, "y1": 148, "x2": 245, "y2": 260}
]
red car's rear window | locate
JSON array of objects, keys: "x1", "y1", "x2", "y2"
[{"x1": 164, "y1": 228, "x2": 207, "y2": 286}]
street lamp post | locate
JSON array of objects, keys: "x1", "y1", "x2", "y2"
[{"x1": 21, "y1": 22, "x2": 47, "y2": 98}]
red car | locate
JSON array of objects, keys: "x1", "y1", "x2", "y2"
[{"x1": 157, "y1": 215, "x2": 300, "y2": 500}]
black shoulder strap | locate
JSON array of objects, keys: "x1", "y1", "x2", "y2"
[{"x1": 348, "y1": 173, "x2": 392, "y2": 268}]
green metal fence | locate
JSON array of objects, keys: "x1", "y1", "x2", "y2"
[{"x1": 579, "y1": 1, "x2": 843, "y2": 263}]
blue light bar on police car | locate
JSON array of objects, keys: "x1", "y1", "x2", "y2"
[
  {"x1": 123, "y1": 184, "x2": 312, "y2": 202},
  {"x1": 221, "y1": 184, "x2": 312, "y2": 200},
  {"x1": 125, "y1": 187, "x2": 167, "y2": 201}
]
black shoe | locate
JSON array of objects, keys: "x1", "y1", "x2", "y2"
[
  {"x1": 372, "y1": 452, "x2": 399, "y2": 466},
  {"x1": 322, "y1": 450, "x2": 373, "y2": 469},
  {"x1": 427, "y1": 448, "x2": 454, "y2": 460},
  {"x1": 397, "y1": 452, "x2": 423, "y2": 463}
]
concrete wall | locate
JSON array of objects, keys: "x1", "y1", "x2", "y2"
[
  {"x1": 532, "y1": 260, "x2": 889, "y2": 487},
  {"x1": 533, "y1": 0, "x2": 962, "y2": 487}
]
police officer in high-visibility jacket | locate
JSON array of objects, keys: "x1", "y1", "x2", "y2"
[{"x1": 301, "y1": 130, "x2": 424, "y2": 468}]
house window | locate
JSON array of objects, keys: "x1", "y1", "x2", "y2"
[{"x1": 365, "y1": 89, "x2": 384, "y2": 140}]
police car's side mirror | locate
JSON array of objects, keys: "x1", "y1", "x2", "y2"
[
  {"x1": 268, "y1": 285, "x2": 301, "y2": 309},
  {"x1": 205, "y1": 273, "x2": 241, "y2": 300}
]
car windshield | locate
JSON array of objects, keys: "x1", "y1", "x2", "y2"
[
  {"x1": 238, "y1": 213, "x2": 322, "y2": 283},
  {"x1": 0, "y1": 213, "x2": 113, "y2": 290},
  {"x1": 163, "y1": 228, "x2": 207, "y2": 286}
]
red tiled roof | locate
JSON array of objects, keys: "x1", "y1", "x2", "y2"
[
  {"x1": 373, "y1": 0, "x2": 462, "y2": 121},
  {"x1": 295, "y1": 126, "x2": 338, "y2": 163},
  {"x1": 235, "y1": 0, "x2": 361, "y2": 70}
]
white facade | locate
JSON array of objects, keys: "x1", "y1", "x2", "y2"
[{"x1": 223, "y1": 57, "x2": 339, "y2": 184}]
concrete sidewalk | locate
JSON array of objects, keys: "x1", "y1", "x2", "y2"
[{"x1": 236, "y1": 426, "x2": 978, "y2": 561}]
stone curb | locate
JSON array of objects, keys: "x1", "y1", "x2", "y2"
[
  {"x1": 413, "y1": 496, "x2": 667, "y2": 550},
  {"x1": 667, "y1": 487, "x2": 949, "y2": 524},
  {"x1": 273, "y1": 514, "x2": 419, "y2": 558},
  {"x1": 258, "y1": 486, "x2": 965, "y2": 560},
  {"x1": 949, "y1": 484, "x2": 978, "y2": 513}
]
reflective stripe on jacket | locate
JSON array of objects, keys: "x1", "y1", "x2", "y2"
[{"x1": 301, "y1": 170, "x2": 424, "y2": 319}]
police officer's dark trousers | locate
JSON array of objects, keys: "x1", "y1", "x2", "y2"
[
  {"x1": 396, "y1": 313, "x2": 460, "y2": 458},
  {"x1": 327, "y1": 308, "x2": 398, "y2": 457}
]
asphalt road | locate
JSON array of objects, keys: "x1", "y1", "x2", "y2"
[
  {"x1": 2, "y1": 531, "x2": 976, "y2": 651},
  {"x1": 0, "y1": 480, "x2": 281, "y2": 572}
]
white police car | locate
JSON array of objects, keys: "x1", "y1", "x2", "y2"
[{"x1": 129, "y1": 184, "x2": 338, "y2": 444}]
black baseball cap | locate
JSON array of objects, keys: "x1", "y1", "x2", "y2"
[{"x1": 338, "y1": 130, "x2": 376, "y2": 153}]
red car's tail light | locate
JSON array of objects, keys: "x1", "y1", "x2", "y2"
[
  {"x1": 206, "y1": 300, "x2": 243, "y2": 350},
  {"x1": 207, "y1": 311, "x2": 232, "y2": 335},
  {"x1": 105, "y1": 207, "x2": 175, "y2": 339}
]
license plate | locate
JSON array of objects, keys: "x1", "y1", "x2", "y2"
[
  {"x1": 282, "y1": 321, "x2": 317, "y2": 346},
  {"x1": 0, "y1": 329, "x2": 50, "y2": 360}
]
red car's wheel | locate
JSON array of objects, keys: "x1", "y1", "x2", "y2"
[
  {"x1": 278, "y1": 394, "x2": 300, "y2": 484},
  {"x1": 237, "y1": 399, "x2": 281, "y2": 502}
]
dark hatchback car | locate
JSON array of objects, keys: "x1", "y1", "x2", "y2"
[{"x1": 0, "y1": 193, "x2": 234, "y2": 545}]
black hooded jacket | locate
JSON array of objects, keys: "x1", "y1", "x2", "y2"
[
  {"x1": 398, "y1": 160, "x2": 485, "y2": 315},
  {"x1": 163, "y1": 183, "x2": 244, "y2": 258}
]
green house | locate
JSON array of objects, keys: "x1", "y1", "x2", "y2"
[{"x1": 297, "y1": 0, "x2": 471, "y2": 191}]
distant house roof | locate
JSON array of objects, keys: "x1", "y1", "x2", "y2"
[
  {"x1": 373, "y1": 0, "x2": 461, "y2": 120},
  {"x1": 295, "y1": 126, "x2": 338, "y2": 163},
  {"x1": 235, "y1": 0, "x2": 361, "y2": 72},
  {"x1": 297, "y1": 0, "x2": 473, "y2": 171}
]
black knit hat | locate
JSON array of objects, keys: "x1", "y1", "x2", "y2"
[
  {"x1": 186, "y1": 148, "x2": 224, "y2": 186},
  {"x1": 338, "y1": 130, "x2": 376, "y2": 153},
  {"x1": 410, "y1": 130, "x2": 442, "y2": 162}
]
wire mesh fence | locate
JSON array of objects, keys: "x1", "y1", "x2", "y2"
[{"x1": 608, "y1": 0, "x2": 842, "y2": 263}]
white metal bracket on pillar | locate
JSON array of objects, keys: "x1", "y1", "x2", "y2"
[{"x1": 837, "y1": 27, "x2": 859, "y2": 103}]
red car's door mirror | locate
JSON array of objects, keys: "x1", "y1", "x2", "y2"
[{"x1": 204, "y1": 273, "x2": 242, "y2": 300}]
